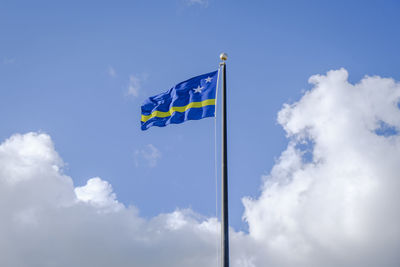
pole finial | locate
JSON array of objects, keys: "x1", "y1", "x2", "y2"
[{"x1": 220, "y1": 53, "x2": 228, "y2": 61}]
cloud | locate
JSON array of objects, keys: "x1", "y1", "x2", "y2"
[
  {"x1": 127, "y1": 73, "x2": 149, "y2": 97},
  {"x1": 108, "y1": 66, "x2": 116, "y2": 77},
  {"x1": 0, "y1": 132, "x2": 247, "y2": 267},
  {"x1": 134, "y1": 144, "x2": 162, "y2": 167},
  {"x1": 185, "y1": 0, "x2": 209, "y2": 7},
  {"x1": 2, "y1": 68, "x2": 400, "y2": 267},
  {"x1": 75, "y1": 177, "x2": 123, "y2": 212},
  {"x1": 127, "y1": 75, "x2": 141, "y2": 97},
  {"x1": 243, "y1": 68, "x2": 400, "y2": 267}
]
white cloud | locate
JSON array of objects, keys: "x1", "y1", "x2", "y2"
[
  {"x1": 2, "y1": 68, "x2": 400, "y2": 267},
  {"x1": 75, "y1": 177, "x2": 123, "y2": 212},
  {"x1": 0, "y1": 132, "x2": 244, "y2": 267},
  {"x1": 134, "y1": 144, "x2": 162, "y2": 167},
  {"x1": 243, "y1": 68, "x2": 400, "y2": 267}
]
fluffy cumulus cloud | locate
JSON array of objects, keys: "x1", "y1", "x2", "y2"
[
  {"x1": 244, "y1": 68, "x2": 400, "y2": 267},
  {"x1": 75, "y1": 177, "x2": 123, "y2": 212},
  {"x1": 0, "y1": 132, "x2": 250, "y2": 267},
  {"x1": 1, "y1": 69, "x2": 400, "y2": 267}
]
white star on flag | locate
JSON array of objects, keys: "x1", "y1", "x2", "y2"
[
  {"x1": 205, "y1": 77, "x2": 213, "y2": 83},
  {"x1": 193, "y1": 85, "x2": 204, "y2": 93}
]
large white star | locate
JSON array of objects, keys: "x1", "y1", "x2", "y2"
[
  {"x1": 193, "y1": 85, "x2": 204, "y2": 93},
  {"x1": 205, "y1": 76, "x2": 213, "y2": 83}
]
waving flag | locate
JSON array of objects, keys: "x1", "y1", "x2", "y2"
[{"x1": 141, "y1": 70, "x2": 218, "y2": 130}]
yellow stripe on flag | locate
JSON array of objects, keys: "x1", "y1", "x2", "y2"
[{"x1": 141, "y1": 99, "x2": 216, "y2": 122}]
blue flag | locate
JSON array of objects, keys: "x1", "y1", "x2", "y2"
[{"x1": 141, "y1": 70, "x2": 218, "y2": 130}]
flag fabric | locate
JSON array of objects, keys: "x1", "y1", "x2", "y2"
[{"x1": 141, "y1": 70, "x2": 218, "y2": 130}]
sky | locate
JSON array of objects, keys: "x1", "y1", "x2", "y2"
[{"x1": 1, "y1": 0, "x2": 400, "y2": 266}]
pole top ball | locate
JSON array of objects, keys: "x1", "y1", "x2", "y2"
[{"x1": 220, "y1": 53, "x2": 228, "y2": 61}]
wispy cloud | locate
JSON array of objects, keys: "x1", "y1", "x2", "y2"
[
  {"x1": 134, "y1": 144, "x2": 162, "y2": 167},
  {"x1": 185, "y1": 0, "x2": 209, "y2": 7},
  {"x1": 127, "y1": 73, "x2": 148, "y2": 97},
  {"x1": 128, "y1": 75, "x2": 141, "y2": 97},
  {"x1": 108, "y1": 66, "x2": 116, "y2": 77}
]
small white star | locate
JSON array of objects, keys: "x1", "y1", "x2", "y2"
[
  {"x1": 193, "y1": 85, "x2": 204, "y2": 93},
  {"x1": 205, "y1": 76, "x2": 213, "y2": 83}
]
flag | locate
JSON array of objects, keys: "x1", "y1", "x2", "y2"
[{"x1": 141, "y1": 70, "x2": 218, "y2": 130}]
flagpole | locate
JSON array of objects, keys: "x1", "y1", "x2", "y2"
[{"x1": 220, "y1": 52, "x2": 229, "y2": 267}]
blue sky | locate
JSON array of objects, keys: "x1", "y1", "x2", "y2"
[{"x1": 2, "y1": 0, "x2": 400, "y2": 234}]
